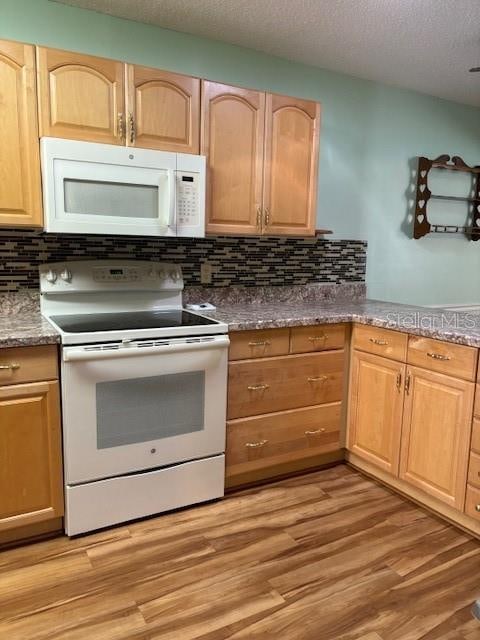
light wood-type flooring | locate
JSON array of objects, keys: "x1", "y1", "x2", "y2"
[{"x1": 1, "y1": 464, "x2": 480, "y2": 639}]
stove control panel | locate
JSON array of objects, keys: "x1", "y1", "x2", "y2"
[
  {"x1": 39, "y1": 261, "x2": 183, "y2": 294},
  {"x1": 93, "y1": 266, "x2": 141, "y2": 282}
]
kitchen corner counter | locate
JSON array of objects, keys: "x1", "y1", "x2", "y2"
[
  {"x1": 204, "y1": 299, "x2": 480, "y2": 348},
  {"x1": 0, "y1": 293, "x2": 60, "y2": 348}
]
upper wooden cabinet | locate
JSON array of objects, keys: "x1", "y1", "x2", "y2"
[
  {"x1": 202, "y1": 81, "x2": 266, "y2": 235},
  {"x1": 0, "y1": 39, "x2": 42, "y2": 227},
  {"x1": 126, "y1": 64, "x2": 200, "y2": 153},
  {"x1": 36, "y1": 47, "x2": 125, "y2": 145},
  {"x1": 348, "y1": 351, "x2": 405, "y2": 475},
  {"x1": 202, "y1": 81, "x2": 320, "y2": 236},
  {"x1": 263, "y1": 94, "x2": 320, "y2": 236},
  {"x1": 399, "y1": 366, "x2": 474, "y2": 510}
]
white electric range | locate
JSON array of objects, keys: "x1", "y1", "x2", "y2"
[{"x1": 40, "y1": 260, "x2": 229, "y2": 536}]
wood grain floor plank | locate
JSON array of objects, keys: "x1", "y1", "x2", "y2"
[{"x1": 0, "y1": 465, "x2": 478, "y2": 640}]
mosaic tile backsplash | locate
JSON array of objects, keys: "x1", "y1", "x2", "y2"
[{"x1": 0, "y1": 230, "x2": 366, "y2": 292}]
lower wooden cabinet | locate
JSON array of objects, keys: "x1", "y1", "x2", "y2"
[
  {"x1": 348, "y1": 351, "x2": 405, "y2": 475},
  {"x1": 226, "y1": 403, "x2": 341, "y2": 486},
  {"x1": 0, "y1": 350, "x2": 64, "y2": 540},
  {"x1": 399, "y1": 366, "x2": 473, "y2": 510},
  {"x1": 228, "y1": 351, "x2": 344, "y2": 420},
  {"x1": 347, "y1": 325, "x2": 478, "y2": 530},
  {"x1": 226, "y1": 325, "x2": 345, "y2": 487}
]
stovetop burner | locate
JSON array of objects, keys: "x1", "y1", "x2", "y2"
[{"x1": 50, "y1": 309, "x2": 218, "y2": 334}]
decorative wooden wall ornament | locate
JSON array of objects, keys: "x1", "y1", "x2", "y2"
[{"x1": 413, "y1": 155, "x2": 480, "y2": 241}]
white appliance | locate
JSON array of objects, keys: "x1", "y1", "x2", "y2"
[
  {"x1": 41, "y1": 138, "x2": 206, "y2": 237},
  {"x1": 40, "y1": 260, "x2": 229, "y2": 536}
]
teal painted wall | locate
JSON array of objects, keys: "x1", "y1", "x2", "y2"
[{"x1": 2, "y1": 0, "x2": 480, "y2": 305}]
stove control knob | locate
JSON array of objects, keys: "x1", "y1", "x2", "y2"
[
  {"x1": 45, "y1": 269, "x2": 57, "y2": 284},
  {"x1": 148, "y1": 268, "x2": 157, "y2": 279},
  {"x1": 158, "y1": 268, "x2": 167, "y2": 280},
  {"x1": 169, "y1": 269, "x2": 178, "y2": 281},
  {"x1": 60, "y1": 268, "x2": 72, "y2": 283}
]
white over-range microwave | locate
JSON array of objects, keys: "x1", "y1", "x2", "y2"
[{"x1": 41, "y1": 137, "x2": 206, "y2": 237}]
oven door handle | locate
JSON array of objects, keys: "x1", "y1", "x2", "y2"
[{"x1": 63, "y1": 336, "x2": 230, "y2": 362}]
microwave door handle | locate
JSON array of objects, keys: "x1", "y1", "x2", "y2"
[{"x1": 166, "y1": 169, "x2": 176, "y2": 232}]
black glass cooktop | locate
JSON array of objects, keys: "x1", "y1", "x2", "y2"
[{"x1": 50, "y1": 309, "x2": 218, "y2": 333}]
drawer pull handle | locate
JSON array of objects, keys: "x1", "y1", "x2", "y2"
[
  {"x1": 305, "y1": 428, "x2": 326, "y2": 436},
  {"x1": 307, "y1": 376, "x2": 328, "y2": 383},
  {"x1": 426, "y1": 352, "x2": 451, "y2": 361},
  {"x1": 369, "y1": 338, "x2": 388, "y2": 346},
  {"x1": 248, "y1": 341, "x2": 271, "y2": 347},
  {"x1": 247, "y1": 384, "x2": 270, "y2": 392},
  {"x1": 476, "y1": 504, "x2": 480, "y2": 513},
  {"x1": 0, "y1": 363, "x2": 20, "y2": 371},
  {"x1": 308, "y1": 335, "x2": 327, "y2": 342},
  {"x1": 245, "y1": 439, "x2": 268, "y2": 448}
]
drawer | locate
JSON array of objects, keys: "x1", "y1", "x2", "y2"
[
  {"x1": 290, "y1": 324, "x2": 345, "y2": 354},
  {"x1": 0, "y1": 345, "x2": 58, "y2": 386},
  {"x1": 227, "y1": 351, "x2": 344, "y2": 420},
  {"x1": 407, "y1": 336, "x2": 477, "y2": 381},
  {"x1": 472, "y1": 418, "x2": 480, "y2": 455},
  {"x1": 229, "y1": 329, "x2": 290, "y2": 361},
  {"x1": 475, "y1": 385, "x2": 480, "y2": 417},
  {"x1": 468, "y1": 451, "x2": 480, "y2": 489},
  {"x1": 226, "y1": 403, "x2": 341, "y2": 477},
  {"x1": 465, "y1": 484, "x2": 480, "y2": 521},
  {"x1": 353, "y1": 325, "x2": 407, "y2": 362}
]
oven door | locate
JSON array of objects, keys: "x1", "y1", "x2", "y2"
[{"x1": 61, "y1": 335, "x2": 229, "y2": 485}]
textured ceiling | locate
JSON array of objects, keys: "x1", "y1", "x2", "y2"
[{"x1": 55, "y1": 0, "x2": 480, "y2": 106}]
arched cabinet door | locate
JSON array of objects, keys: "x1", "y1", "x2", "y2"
[
  {"x1": 263, "y1": 94, "x2": 320, "y2": 236},
  {"x1": 202, "y1": 81, "x2": 265, "y2": 235},
  {"x1": 36, "y1": 47, "x2": 125, "y2": 144},
  {"x1": 127, "y1": 65, "x2": 200, "y2": 153},
  {"x1": 0, "y1": 40, "x2": 42, "y2": 227}
]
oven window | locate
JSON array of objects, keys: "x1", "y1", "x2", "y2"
[
  {"x1": 96, "y1": 371, "x2": 205, "y2": 449},
  {"x1": 64, "y1": 178, "x2": 159, "y2": 219}
]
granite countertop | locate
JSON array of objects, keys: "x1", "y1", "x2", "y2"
[
  {"x1": 204, "y1": 299, "x2": 480, "y2": 348},
  {"x1": 0, "y1": 291, "x2": 60, "y2": 348},
  {"x1": 1, "y1": 285, "x2": 480, "y2": 349}
]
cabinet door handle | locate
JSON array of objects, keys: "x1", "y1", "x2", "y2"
[
  {"x1": 305, "y1": 428, "x2": 326, "y2": 436},
  {"x1": 0, "y1": 363, "x2": 20, "y2": 371},
  {"x1": 264, "y1": 208, "x2": 270, "y2": 228},
  {"x1": 245, "y1": 439, "x2": 268, "y2": 448},
  {"x1": 256, "y1": 207, "x2": 262, "y2": 231},
  {"x1": 307, "y1": 375, "x2": 328, "y2": 383},
  {"x1": 426, "y1": 352, "x2": 451, "y2": 361},
  {"x1": 369, "y1": 338, "x2": 388, "y2": 346},
  {"x1": 476, "y1": 504, "x2": 480, "y2": 513},
  {"x1": 248, "y1": 340, "x2": 270, "y2": 347},
  {"x1": 247, "y1": 384, "x2": 270, "y2": 392},
  {"x1": 128, "y1": 112, "x2": 136, "y2": 144},
  {"x1": 117, "y1": 112, "x2": 126, "y2": 140},
  {"x1": 396, "y1": 371, "x2": 402, "y2": 391},
  {"x1": 405, "y1": 372, "x2": 411, "y2": 394}
]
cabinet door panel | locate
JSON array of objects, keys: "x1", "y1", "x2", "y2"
[
  {"x1": 399, "y1": 366, "x2": 473, "y2": 509},
  {"x1": 0, "y1": 381, "x2": 64, "y2": 531},
  {"x1": 263, "y1": 94, "x2": 320, "y2": 236},
  {"x1": 0, "y1": 39, "x2": 42, "y2": 227},
  {"x1": 202, "y1": 81, "x2": 265, "y2": 235},
  {"x1": 348, "y1": 351, "x2": 405, "y2": 475},
  {"x1": 37, "y1": 47, "x2": 125, "y2": 144},
  {"x1": 127, "y1": 65, "x2": 199, "y2": 153}
]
